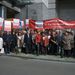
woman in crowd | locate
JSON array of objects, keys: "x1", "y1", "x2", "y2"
[
  {"x1": 17, "y1": 32, "x2": 23, "y2": 53},
  {"x1": 42, "y1": 32, "x2": 49, "y2": 55},
  {"x1": 70, "y1": 31, "x2": 75, "y2": 57},
  {"x1": 21, "y1": 30, "x2": 27, "y2": 53},
  {"x1": 35, "y1": 31, "x2": 42, "y2": 55},
  {"x1": 62, "y1": 31, "x2": 72, "y2": 57}
]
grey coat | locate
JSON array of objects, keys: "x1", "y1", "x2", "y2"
[{"x1": 63, "y1": 34, "x2": 72, "y2": 50}]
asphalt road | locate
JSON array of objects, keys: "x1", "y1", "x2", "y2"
[{"x1": 0, "y1": 55, "x2": 75, "y2": 75}]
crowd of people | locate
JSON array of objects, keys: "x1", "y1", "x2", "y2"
[{"x1": 0, "y1": 28, "x2": 75, "y2": 58}]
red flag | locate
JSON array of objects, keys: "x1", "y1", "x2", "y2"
[{"x1": 29, "y1": 19, "x2": 35, "y2": 29}]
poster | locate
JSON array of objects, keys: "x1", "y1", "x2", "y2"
[
  {"x1": 4, "y1": 20, "x2": 11, "y2": 31},
  {"x1": 0, "y1": 17, "x2": 4, "y2": 30},
  {"x1": 20, "y1": 21, "x2": 24, "y2": 29},
  {"x1": 26, "y1": 19, "x2": 29, "y2": 28},
  {"x1": 35, "y1": 21, "x2": 44, "y2": 30},
  {"x1": 13, "y1": 18, "x2": 20, "y2": 28},
  {"x1": 35, "y1": 21, "x2": 43, "y2": 28}
]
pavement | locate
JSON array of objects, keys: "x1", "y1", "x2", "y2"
[
  {"x1": 1, "y1": 55, "x2": 75, "y2": 75},
  {"x1": 4, "y1": 53, "x2": 75, "y2": 63}
]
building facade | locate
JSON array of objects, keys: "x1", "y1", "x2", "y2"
[
  {"x1": 0, "y1": 0, "x2": 21, "y2": 19},
  {"x1": 57, "y1": 0, "x2": 75, "y2": 21},
  {"x1": 0, "y1": 0, "x2": 75, "y2": 21}
]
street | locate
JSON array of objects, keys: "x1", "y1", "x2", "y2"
[{"x1": 0, "y1": 55, "x2": 75, "y2": 75}]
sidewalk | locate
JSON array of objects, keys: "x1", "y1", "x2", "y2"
[{"x1": 7, "y1": 53, "x2": 75, "y2": 63}]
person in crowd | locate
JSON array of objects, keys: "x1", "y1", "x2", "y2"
[
  {"x1": 11, "y1": 31, "x2": 17, "y2": 53},
  {"x1": 42, "y1": 33, "x2": 49, "y2": 55},
  {"x1": 31, "y1": 30, "x2": 37, "y2": 54},
  {"x1": 2, "y1": 31, "x2": 7, "y2": 54},
  {"x1": 59, "y1": 32, "x2": 65, "y2": 58},
  {"x1": 62, "y1": 31, "x2": 72, "y2": 57},
  {"x1": 6, "y1": 31, "x2": 13, "y2": 54},
  {"x1": 41, "y1": 31, "x2": 44, "y2": 54},
  {"x1": 0, "y1": 32, "x2": 3, "y2": 55},
  {"x1": 74, "y1": 34, "x2": 75, "y2": 57},
  {"x1": 48, "y1": 31, "x2": 51, "y2": 55},
  {"x1": 21, "y1": 30, "x2": 27, "y2": 53},
  {"x1": 17, "y1": 32, "x2": 23, "y2": 53},
  {"x1": 24, "y1": 30, "x2": 32, "y2": 54},
  {"x1": 56, "y1": 30, "x2": 62, "y2": 55},
  {"x1": 50, "y1": 31, "x2": 58, "y2": 55},
  {"x1": 35, "y1": 31, "x2": 42, "y2": 55},
  {"x1": 69, "y1": 31, "x2": 74, "y2": 57},
  {"x1": 3, "y1": 31, "x2": 12, "y2": 54}
]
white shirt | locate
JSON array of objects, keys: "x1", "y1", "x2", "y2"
[
  {"x1": 48, "y1": 35, "x2": 51, "y2": 39},
  {"x1": 0, "y1": 37, "x2": 3, "y2": 49}
]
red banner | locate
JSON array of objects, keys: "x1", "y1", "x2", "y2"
[
  {"x1": 0, "y1": 17, "x2": 4, "y2": 30},
  {"x1": 57, "y1": 19, "x2": 75, "y2": 29},
  {"x1": 44, "y1": 18, "x2": 75, "y2": 29},
  {"x1": 44, "y1": 18, "x2": 64, "y2": 29},
  {"x1": 13, "y1": 18, "x2": 75, "y2": 30}
]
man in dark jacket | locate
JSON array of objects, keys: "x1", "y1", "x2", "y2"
[
  {"x1": 24, "y1": 30, "x2": 32, "y2": 54},
  {"x1": 2, "y1": 31, "x2": 7, "y2": 54},
  {"x1": 11, "y1": 32, "x2": 17, "y2": 53},
  {"x1": 3, "y1": 31, "x2": 12, "y2": 54}
]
